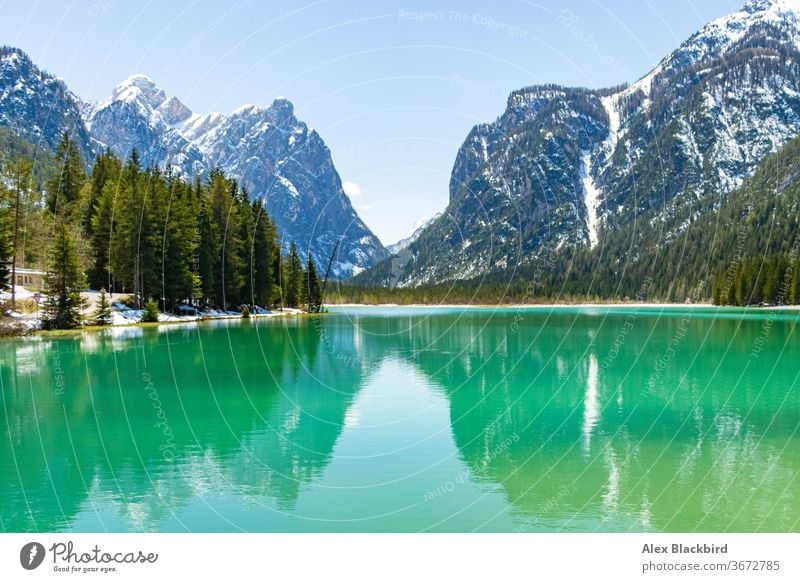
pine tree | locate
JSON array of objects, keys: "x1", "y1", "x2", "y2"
[
  {"x1": 159, "y1": 178, "x2": 199, "y2": 308},
  {"x1": 140, "y1": 297, "x2": 159, "y2": 323},
  {"x1": 110, "y1": 151, "x2": 146, "y2": 300},
  {"x1": 89, "y1": 181, "x2": 115, "y2": 290},
  {"x1": 92, "y1": 288, "x2": 113, "y2": 326},
  {"x1": 137, "y1": 168, "x2": 161, "y2": 303},
  {"x1": 83, "y1": 154, "x2": 120, "y2": 291},
  {"x1": 285, "y1": 242, "x2": 303, "y2": 308},
  {"x1": 272, "y1": 238, "x2": 284, "y2": 308},
  {"x1": 41, "y1": 223, "x2": 88, "y2": 329},
  {"x1": 238, "y1": 188, "x2": 255, "y2": 304},
  {"x1": 208, "y1": 171, "x2": 245, "y2": 309},
  {"x1": 197, "y1": 180, "x2": 220, "y2": 306},
  {"x1": 82, "y1": 149, "x2": 119, "y2": 235},
  {"x1": 302, "y1": 254, "x2": 322, "y2": 313},
  {"x1": 251, "y1": 198, "x2": 276, "y2": 308},
  {"x1": 46, "y1": 131, "x2": 85, "y2": 216},
  {"x1": 0, "y1": 171, "x2": 11, "y2": 291}
]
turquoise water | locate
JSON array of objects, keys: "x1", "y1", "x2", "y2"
[{"x1": 1, "y1": 306, "x2": 799, "y2": 532}]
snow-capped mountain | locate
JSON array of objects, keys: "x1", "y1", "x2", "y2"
[
  {"x1": 0, "y1": 52, "x2": 386, "y2": 277},
  {"x1": 357, "y1": 0, "x2": 800, "y2": 286},
  {"x1": 386, "y1": 213, "x2": 442, "y2": 254},
  {"x1": 83, "y1": 74, "x2": 206, "y2": 177},
  {"x1": 84, "y1": 76, "x2": 387, "y2": 277},
  {"x1": 0, "y1": 46, "x2": 96, "y2": 162}
]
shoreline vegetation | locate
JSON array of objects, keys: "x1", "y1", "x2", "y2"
[
  {"x1": 1, "y1": 132, "x2": 327, "y2": 335},
  {"x1": 325, "y1": 281, "x2": 800, "y2": 310}
]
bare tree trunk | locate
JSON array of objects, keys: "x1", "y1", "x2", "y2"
[{"x1": 10, "y1": 163, "x2": 21, "y2": 310}]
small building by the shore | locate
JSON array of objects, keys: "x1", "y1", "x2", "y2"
[{"x1": 13, "y1": 268, "x2": 45, "y2": 290}]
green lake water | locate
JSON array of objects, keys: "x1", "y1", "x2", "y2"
[{"x1": 1, "y1": 306, "x2": 798, "y2": 532}]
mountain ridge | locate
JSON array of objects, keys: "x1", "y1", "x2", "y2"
[
  {"x1": 0, "y1": 53, "x2": 387, "y2": 277},
  {"x1": 354, "y1": 0, "x2": 800, "y2": 290}
]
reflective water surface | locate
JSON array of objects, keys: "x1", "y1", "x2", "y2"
[{"x1": 1, "y1": 306, "x2": 798, "y2": 532}]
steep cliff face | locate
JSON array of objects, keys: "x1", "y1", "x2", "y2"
[{"x1": 188, "y1": 98, "x2": 386, "y2": 276}]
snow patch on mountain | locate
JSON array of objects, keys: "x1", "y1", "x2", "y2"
[
  {"x1": 600, "y1": 95, "x2": 621, "y2": 154},
  {"x1": 580, "y1": 150, "x2": 601, "y2": 249}
]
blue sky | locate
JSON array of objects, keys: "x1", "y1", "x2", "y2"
[{"x1": 1, "y1": 0, "x2": 740, "y2": 244}]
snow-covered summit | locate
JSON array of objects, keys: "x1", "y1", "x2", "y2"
[{"x1": 108, "y1": 74, "x2": 165, "y2": 108}]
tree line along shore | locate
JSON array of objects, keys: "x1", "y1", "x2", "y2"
[{"x1": 1, "y1": 130, "x2": 324, "y2": 333}]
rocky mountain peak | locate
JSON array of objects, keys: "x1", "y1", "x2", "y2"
[
  {"x1": 108, "y1": 74, "x2": 166, "y2": 109},
  {"x1": 268, "y1": 97, "x2": 295, "y2": 125},
  {"x1": 158, "y1": 95, "x2": 192, "y2": 125}
]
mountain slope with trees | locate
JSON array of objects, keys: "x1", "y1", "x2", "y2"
[
  {"x1": 337, "y1": 130, "x2": 800, "y2": 305},
  {"x1": 355, "y1": 0, "x2": 800, "y2": 293},
  {"x1": 0, "y1": 48, "x2": 386, "y2": 278}
]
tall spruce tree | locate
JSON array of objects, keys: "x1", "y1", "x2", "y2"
[
  {"x1": 0, "y1": 176, "x2": 11, "y2": 292},
  {"x1": 41, "y1": 223, "x2": 88, "y2": 329},
  {"x1": 285, "y1": 242, "x2": 303, "y2": 308},
  {"x1": 90, "y1": 181, "x2": 116, "y2": 291},
  {"x1": 137, "y1": 167, "x2": 162, "y2": 304},
  {"x1": 251, "y1": 198, "x2": 276, "y2": 308},
  {"x1": 197, "y1": 178, "x2": 220, "y2": 306},
  {"x1": 5, "y1": 157, "x2": 33, "y2": 308},
  {"x1": 109, "y1": 151, "x2": 145, "y2": 300},
  {"x1": 159, "y1": 177, "x2": 199, "y2": 308},
  {"x1": 83, "y1": 149, "x2": 119, "y2": 236},
  {"x1": 302, "y1": 254, "x2": 322, "y2": 313},
  {"x1": 238, "y1": 187, "x2": 255, "y2": 305},
  {"x1": 209, "y1": 171, "x2": 245, "y2": 309},
  {"x1": 46, "y1": 131, "x2": 85, "y2": 216}
]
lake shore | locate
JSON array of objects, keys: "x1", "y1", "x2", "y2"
[
  {"x1": 329, "y1": 302, "x2": 800, "y2": 310},
  {"x1": 1, "y1": 307, "x2": 305, "y2": 338},
  {"x1": 5, "y1": 300, "x2": 799, "y2": 338}
]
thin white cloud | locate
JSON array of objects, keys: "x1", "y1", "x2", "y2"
[{"x1": 342, "y1": 181, "x2": 362, "y2": 197}]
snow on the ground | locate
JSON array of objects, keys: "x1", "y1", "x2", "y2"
[
  {"x1": 0, "y1": 285, "x2": 37, "y2": 301},
  {"x1": 6, "y1": 286, "x2": 303, "y2": 329}
]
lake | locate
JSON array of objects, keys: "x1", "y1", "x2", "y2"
[{"x1": 1, "y1": 306, "x2": 798, "y2": 532}]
